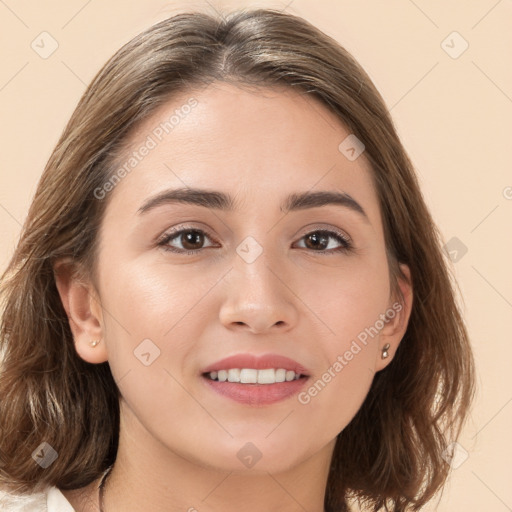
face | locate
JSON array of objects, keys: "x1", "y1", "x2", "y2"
[{"x1": 64, "y1": 82, "x2": 412, "y2": 475}]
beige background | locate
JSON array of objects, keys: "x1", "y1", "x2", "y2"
[{"x1": 1, "y1": 0, "x2": 511, "y2": 509}]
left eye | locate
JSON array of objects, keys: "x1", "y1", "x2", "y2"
[
  {"x1": 294, "y1": 230, "x2": 352, "y2": 253},
  {"x1": 157, "y1": 228, "x2": 353, "y2": 255}
]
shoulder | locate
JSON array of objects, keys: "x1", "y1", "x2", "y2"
[
  {"x1": 0, "y1": 486, "x2": 75, "y2": 511},
  {"x1": 0, "y1": 487, "x2": 47, "y2": 511}
]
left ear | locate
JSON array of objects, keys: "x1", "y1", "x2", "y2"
[{"x1": 374, "y1": 263, "x2": 413, "y2": 372}]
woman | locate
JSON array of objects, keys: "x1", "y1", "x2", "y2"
[{"x1": 0, "y1": 7, "x2": 475, "y2": 512}]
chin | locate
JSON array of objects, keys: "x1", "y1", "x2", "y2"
[{"x1": 188, "y1": 437, "x2": 308, "y2": 475}]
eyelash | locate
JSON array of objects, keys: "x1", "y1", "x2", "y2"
[{"x1": 157, "y1": 226, "x2": 353, "y2": 256}]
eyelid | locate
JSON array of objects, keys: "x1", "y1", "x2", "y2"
[
  {"x1": 155, "y1": 223, "x2": 218, "y2": 245},
  {"x1": 294, "y1": 223, "x2": 352, "y2": 244}
]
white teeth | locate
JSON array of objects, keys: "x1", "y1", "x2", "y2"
[
  {"x1": 275, "y1": 369, "x2": 286, "y2": 382},
  {"x1": 240, "y1": 369, "x2": 257, "y2": 383},
  {"x1": 227, "y1": 368, "x2": 241, "y2": 382},
  {"x1": 257, "y1": 369, "x2": 275, "y2": 384},
  {"x1": 207, "y1": 368, "x2": 303, "y2": 384}
]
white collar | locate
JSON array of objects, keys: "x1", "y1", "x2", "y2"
[{"x1": 46, "y1": 487, "x2": 75, "y2": 512}]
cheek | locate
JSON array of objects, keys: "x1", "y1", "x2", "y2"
[
  {"x1": 296, "y1": 347, "x2": 376, "y2": 442},
  {"x1": 96, "y1": 259, "x2": 219, "y2": 425},
  {"x1": 97, "y1": 256, "x2": 227, "y2": 378},
  {"x1": 292, "y1": 255, "x2": 388, "y2": 426},
  {"x1": 296, "y1": 252, "x2": 391, "y2": 344},
  {"x1": 100, "y1": 256, "x2": 217, "y2": 332}
]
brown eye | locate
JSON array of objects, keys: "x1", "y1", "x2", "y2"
[
  {"x1": 158, "y1": 228, "x2": 216, "y2": 254},
  {"x1": 295, "y1": 230, "x2": 352, "y2": 254},
  {"x1": 179, "y1": 230, "x2": 205, "y2": 250},
  {"x1": 304, "y1": 232, "x2": 329, "y2": 250}
]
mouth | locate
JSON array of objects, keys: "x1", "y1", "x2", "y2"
[{"x1": 200, "y1": 353, "x2": 310, "y2": 405}]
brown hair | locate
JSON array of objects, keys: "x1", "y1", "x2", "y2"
[{"x1": 0, "y1": 8, "x2": 475, "y2": 511}]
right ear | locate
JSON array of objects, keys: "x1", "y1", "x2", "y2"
[{"x1": 53, "y1": 258, "x2": 108, "y2": 364}]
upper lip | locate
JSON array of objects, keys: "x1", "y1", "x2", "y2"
[{"x1": 202, "y1": 353, "x2": 310, "y2": 376}]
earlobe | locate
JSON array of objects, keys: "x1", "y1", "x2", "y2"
[
  {"x1": 53, "y1": 259, "x2": 108, "y2": 364},
  {"x1": 374, "y1": 263, "x2": 413, "y2": 372}
]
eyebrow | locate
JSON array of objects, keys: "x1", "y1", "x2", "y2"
[{"x1": 137, "y1": 187, "x2": 369, "y2": 223}]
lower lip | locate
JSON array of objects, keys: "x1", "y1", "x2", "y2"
[{"x1": 201, "y1": 375, "x2": 309, "y2": 406}]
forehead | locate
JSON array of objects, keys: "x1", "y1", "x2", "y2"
[{"x1": 103, "y1": 81, "x2": 380, "y2": 223}]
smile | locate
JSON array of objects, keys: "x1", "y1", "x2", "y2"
[
  {"x1": 205, "y1": 368, "x2": 303, "y2": 384},
  {"x1": 200, "y1": 353, "x2": 310, "y2": 405}
]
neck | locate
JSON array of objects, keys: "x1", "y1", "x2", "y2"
[{"x1": 99, "y1": 400, "x2": 334, "y2": 512}]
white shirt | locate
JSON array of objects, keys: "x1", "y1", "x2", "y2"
[{"x1": 0, "y1": 486, "x2": 75, "y2": 511}]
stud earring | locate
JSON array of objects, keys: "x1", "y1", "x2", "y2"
[
  {"x1": 89, "y1": 339, "x2": 101, "y2": 347},
  {"x1": 381, "y1": 343, "x2": 390, "y2": 359}
]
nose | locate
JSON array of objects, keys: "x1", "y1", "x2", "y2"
[{"x1": 218, "y1": 254, "x2": 299, "y2": 334}]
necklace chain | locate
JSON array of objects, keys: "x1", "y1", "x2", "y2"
[{"x1": 98, "y1": 466, "x2": 113, "y2": 512}]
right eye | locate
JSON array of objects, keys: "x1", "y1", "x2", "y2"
[{"x1": 157, "y1": 227, "x2": 218, "y2": 254}]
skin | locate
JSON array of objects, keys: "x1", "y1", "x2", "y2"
[{"x1": 55, "y1": 81, "x2": 413, "y2": 512}]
